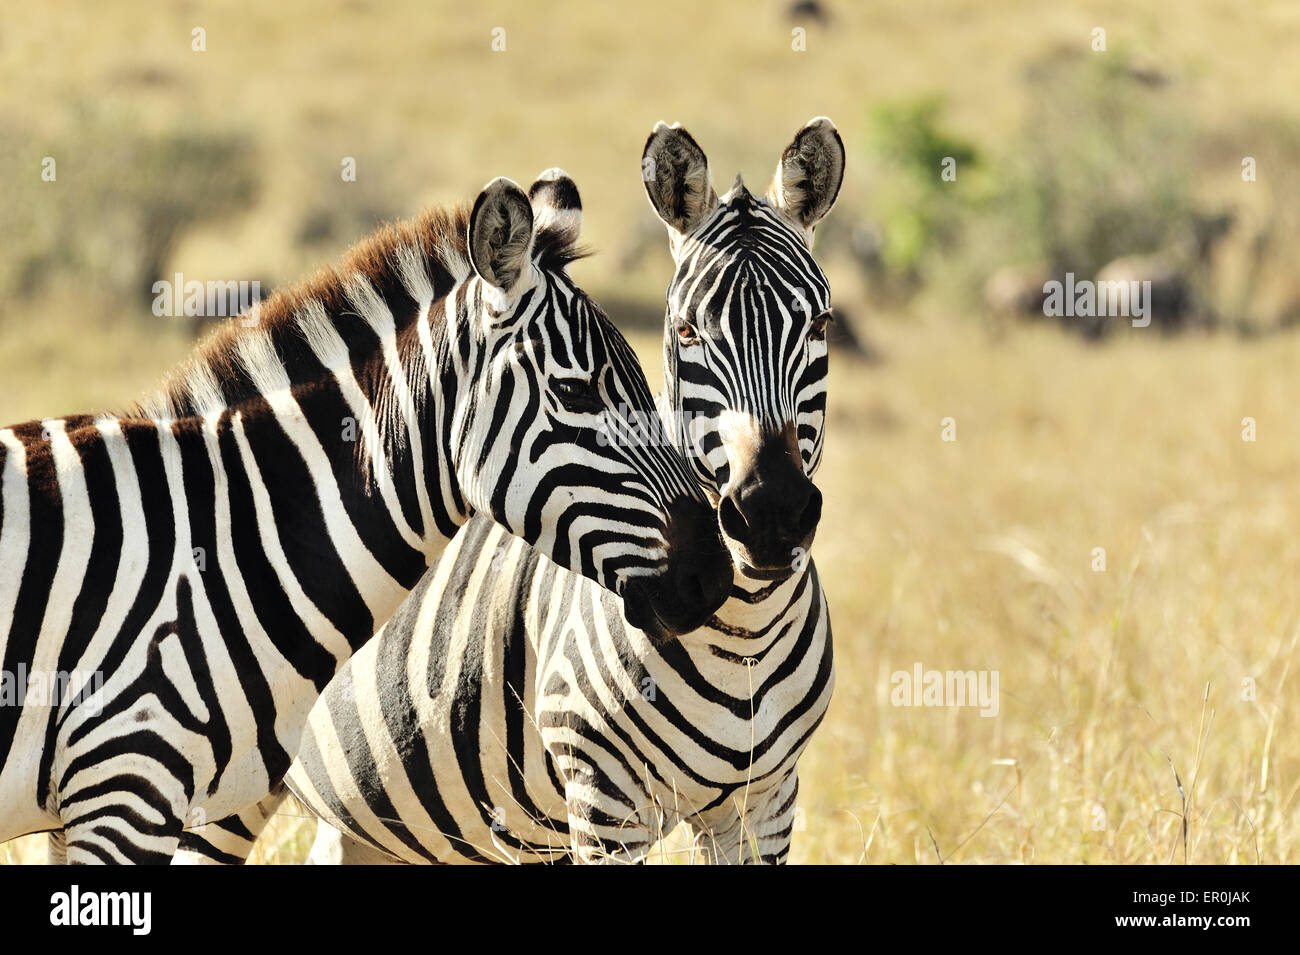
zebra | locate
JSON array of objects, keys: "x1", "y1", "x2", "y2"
[
  {"x1": 1, "y1": 169, "x2": 734, "y2": 864},
  {"x1": 175, "y1": 117, "x2": 845, "y2": 865}
]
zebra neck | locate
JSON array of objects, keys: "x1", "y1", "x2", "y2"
[
  {"x1": 211, "y1": 376, "x2": 438, "y2": 649},
  {"x1": 139, "y1": 210, "x2": 478, "y2": 571},
  {"x1": 222, "y1": 291, "x2": 482, "y2": 646}
]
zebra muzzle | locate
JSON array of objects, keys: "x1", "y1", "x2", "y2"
[
  {"x1": 717, "y1": 433, "x2": 823, "y2": 579},
  {"x1": 622, "y1": 496, "x2": 732, "y2": 640}
]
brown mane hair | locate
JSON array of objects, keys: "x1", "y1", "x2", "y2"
[
  {"x1": 133, "y1": 198, "x2": 590, "y2": 423},
  {"x1": 136, "y1": 204, "x2": 473, "y2": 420}
]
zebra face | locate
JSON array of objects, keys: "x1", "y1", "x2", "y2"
[
  {"x1": 644, "y1": 119, "x2": 845, "y2": 580},
  {"x1": 450, "y1": 172, "x2": 732, "y2": 638}
]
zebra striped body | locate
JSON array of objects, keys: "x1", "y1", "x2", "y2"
[
  {"x1": 175, "y1": 118, "x2": 846, "y2": 864},
  {"x1": 289, "y1": 514, "x2": 830, "y2": 863},
  {"x1": 1, "y1": 171, "x2": 731, "y2": 863}
]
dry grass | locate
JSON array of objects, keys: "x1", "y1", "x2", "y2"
[
  {"x1": 798, "y1": 317, "x2": 1300, "y2": 864},
  {"x1": 6, "y1": 0, "x2": 1300, "y2": 309},
  {"x1": 2, "y1": 0, "x2": 1298, "y2": 864}
]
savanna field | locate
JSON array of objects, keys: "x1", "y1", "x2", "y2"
[{"x1": 1, "y1": 0, "x2": 1298, "y2": 863}]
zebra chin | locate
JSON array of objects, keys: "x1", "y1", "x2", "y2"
[
  {"x1": 620, "y1": 495, "x2": 732, "y2": 641},
  {"x1": 721, "y1": 504, "x2": 822, "y2": 583}
]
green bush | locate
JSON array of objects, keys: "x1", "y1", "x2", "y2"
[
  {"x1": 999, "y1": 51, "x2": 1201, "y2": 278},
  {"x1": 862, "y1": 96, "x2": 980, "y2": 283}
]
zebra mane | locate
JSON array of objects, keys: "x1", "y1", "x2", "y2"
[
  {"x1": 136, "y1": 204, "x2": 588, "y2": 425},
  {"x1": 533, "y1": 226, "x2": 591, "y2": 273},
  {"x1": 136, "y1": 204, "x2": 476, "y2": 422}
]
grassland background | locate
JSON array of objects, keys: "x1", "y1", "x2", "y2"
[{"x1": 2, "y1": 0, "x2": 1298, "y2": 863}]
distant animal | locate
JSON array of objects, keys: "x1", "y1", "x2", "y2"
[
  {"x1": 1095, "y1": 212, "x2": 1233, "y2": 334},
  {"x1": 787, "y1": 0, "x2": 829, "y2": 24},
  {"x1": 983, "y1": 264, "x2": 1051, "y2": 319}
]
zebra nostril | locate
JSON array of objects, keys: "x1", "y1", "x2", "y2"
[
  {"x1": 718, "y1": 494, "x2": 748, "y2": 543},
  {"x1": 796, "y1": 485, "x2": 823, "y2": 539}
]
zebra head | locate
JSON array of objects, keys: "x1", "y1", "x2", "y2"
[
  {"x1": 446, "y1": 170, "x2": 732, "y2": 638},
  {"x1": 642, "y1": 118, "x2": 844, "y2": 581}
]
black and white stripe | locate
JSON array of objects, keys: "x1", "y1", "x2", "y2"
[
  {"x1": 2, "y1": 170, "x2": 731, "y2": 864},
  {"x1": 183, "y1": 119, "x2": 845, "y2": 865},
  {"x1": 294, "y1": 511, "x2": 830, "y2": 864}
]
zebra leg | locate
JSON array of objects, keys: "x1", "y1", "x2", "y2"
[
  {"x1": 46, "y1": 830, "x2": 67, "y2": 865},
  {"x1": 750, "y1": 771, "x2": 801, "y2": 865},
  {"x1": 55, "y1": 746, "x2": 193, "y2": 863},
  {"x1": 692, "y1": 771, "x2": 800, "y2": 865},
  {"x1": 688, "y1": 811, "x2": 748, "y2": 864},
  {"x1": 305, "y1": 820, "x2": 403, "y2": 865},
  {"x1": 62, "y1": 805, "x2": 184, "y2": 864},
  {"x1": 172, "y1": 784, "x2": 290, "y2": 865},
  {"x1": 564, "y1": 774, "x2": 657, "y2": 865}
]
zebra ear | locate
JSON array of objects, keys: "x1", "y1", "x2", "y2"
[
  {"x1": 767, "y1": 116, "x2": 845, "y2": 244},
  {"x1": 528, "y1": 168, "x2": 583, "y2": 248},
  {"x1": 468, "y1": 177, "x2": 536, "y2": 293},
  {"x1": 642, "y1": 122, "x2": 718, "y2": 239}
]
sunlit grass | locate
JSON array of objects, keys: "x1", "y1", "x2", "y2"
[{"x1": 795, "y1": 316, "x2": 1299, "y2": 864}]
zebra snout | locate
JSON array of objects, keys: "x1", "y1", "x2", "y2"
[
  {"x1": 718, "y1": 458, "x2": 822, "y2": 579},
  {"x1": 672, "y1": 527, "x2": 732, "y2": 613},
  {"x1": 663, "y1": 495, "x2": 733, "y2": 627},
  {"x1": 621, "y1": 496, "x2": 732, "y2": 640}
]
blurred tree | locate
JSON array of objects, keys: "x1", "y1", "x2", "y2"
[
  {"x1": 0, "y1": 104, "x2": 259, "y2": 326},
  {"x1": 855, "y1": 95, "x2": 980, "y2": 302}
]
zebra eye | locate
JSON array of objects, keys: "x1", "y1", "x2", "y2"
[
  {"x1": 675, "y1": 318, "x2": 700, "y2": 346},
  {"x1": 809, "y1": 310, "x2": 834, "y2": 342},
  {"x1": 551, "y1": 376, "x2": 603, "y2": 414}
]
